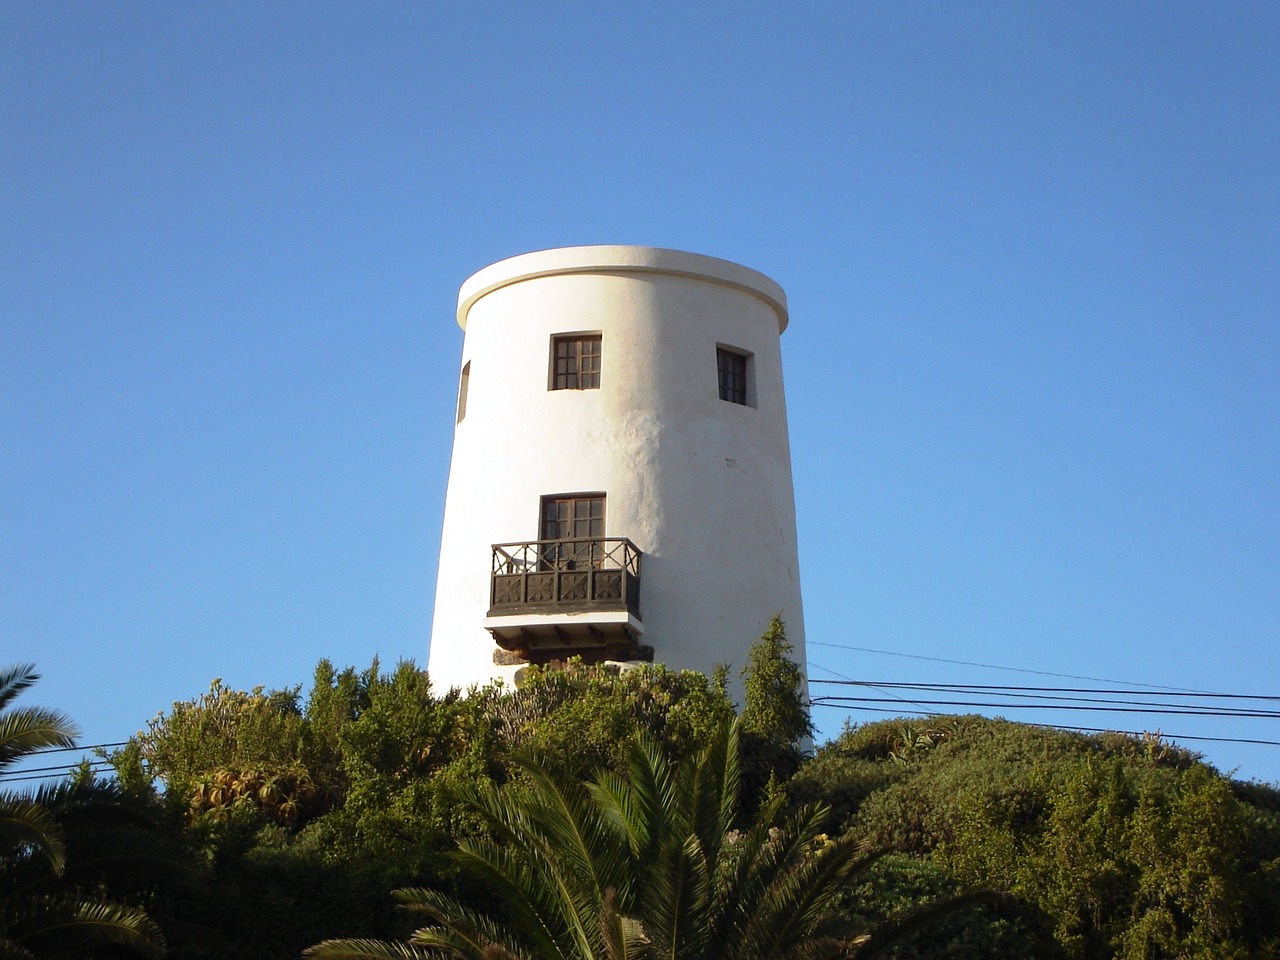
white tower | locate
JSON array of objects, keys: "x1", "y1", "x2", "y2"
[{"x1": 427, "y1": 246, "x2": 805, "y2": 694}]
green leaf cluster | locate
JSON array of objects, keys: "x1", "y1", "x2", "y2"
[
  {"x1": 803, "y1": 714, "x2": 1280, "y2": 959},
  {"x1": 475, "y1": 659, "x2": 735, "y2": 778},
  {"x1": 739, "y1": 615, "x2": 814, "y2": 811}
]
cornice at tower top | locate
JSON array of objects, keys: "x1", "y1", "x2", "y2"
[{"x1": 455, "y1": 245, "x2": 789, "y2": 333}]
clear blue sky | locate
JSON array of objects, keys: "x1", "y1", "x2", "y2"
[{"x1": 3, "y1": 3, "x2": 1278, "y2": 782}]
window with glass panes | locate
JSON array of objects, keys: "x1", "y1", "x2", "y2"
[
  {"x1": 541, "y1": 495, "x2": 605, "y2": 541},
  {"x1": 717, "y1": 347, "x2": 748, "y2": 404},
  {"x1": 551, "y1": 334, "x2": 602, "y2": 390},
  {"x1": 538, "y1": 494, "x2": 605, "y2": 570}
]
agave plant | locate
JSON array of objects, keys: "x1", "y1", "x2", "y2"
[
  {"x1": 0, "y1": 663, "x2": 166, "y2": 959},
  {"x1": 308, "y1": 718, "x2": 990, "y2": 960}
]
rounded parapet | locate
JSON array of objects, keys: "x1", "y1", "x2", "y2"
[{"x1": 457, "y1": 245, "x2": 789, "y2": 333}]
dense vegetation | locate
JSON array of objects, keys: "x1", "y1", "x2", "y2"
[
  {"x1": 794, "y1": 716, "x2": 1280, "y2": 959},
  {"x1": 307, "y1": 718, "x2": 993, "y2": 960},
  {"x1": 4, "y1": 623, "x2": 1278, "y2": 958},
  {"x1": 1, "y1": 664, "x2": 170, "y2": 958}
]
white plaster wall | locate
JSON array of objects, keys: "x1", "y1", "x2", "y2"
[{"x1": 426, "y1": 247, "x2": 806, "y2": 703}]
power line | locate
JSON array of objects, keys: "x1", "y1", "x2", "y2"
[
  {"x1": 2, "y1": 760, "x2": 117, "y2": 785},
  {"x1": 806, "y1": 659, "x2": 1280, "y2": 751},
  {"x1": 809, "y1": 695, "x2": 1280, "y2": 719},
  {"x1": 807, "y1": 661, "x2": 943, "y2": 717},
  {"x1": 3, "y1": 758, "x2": 125, "y2": 777},
  {"x1": 808, "y1": 702, "x2": 1280, "y2": 747},
  {"x1": 807, "y1": 641, "x2": 1221, "y2": 694},
  {"x1": 22, "y1": 741, "x2": 128, "y2": 756},
  {"x1": 3, "y1": 742, "x2": 131, "y2": 786},
  {"x1": 811, "y1": 681, "x2": 1280, "y2": 701},
  {"x1": 807, "y1": 681, "x2": 1280, "y2": 717}
]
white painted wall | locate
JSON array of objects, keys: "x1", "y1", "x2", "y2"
[{"x1": 426, "y1": 246, "x2": 806, "y2": 702}]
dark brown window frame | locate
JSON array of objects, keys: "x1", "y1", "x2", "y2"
[
  {"x1": 540, "y1": 493, "x2": 606, "y2": 541},
  {"x1": 717, "y1": 345, "x2": 752, "y2": 405},
  {"x1": 539, "y1": 493, "x2": 606, "y2": 570},
  {"x1": 551, "y1": 333, "x2": 602, "y2": 390}
]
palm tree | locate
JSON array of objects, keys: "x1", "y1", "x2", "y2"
[
  {"x1": 307, "y1": 719, "x2": 991, "y2": 960},
  {"x1": 0, "y1": 663, "x2": 77, "y2": 877},
  {"x1": 0, "y1": 663, "x2": 166, "y2": 959}
]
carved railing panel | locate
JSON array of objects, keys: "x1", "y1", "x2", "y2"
[{"x1": 488, "y1": 538, "x2": 641, "y2": 618}]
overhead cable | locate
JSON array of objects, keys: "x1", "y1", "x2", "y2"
[
  {"x1": 807, "y1": 701, "x2": 1280, "y2": 748},
  {"x1": 807, "y1": 641, "x2": 1221, "y2": 694}
]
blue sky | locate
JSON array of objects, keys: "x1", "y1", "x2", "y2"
[{"x1": 3, "y1": 3, "x2": 1278, "y2": 782}]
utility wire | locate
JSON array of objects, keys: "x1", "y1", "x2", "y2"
[
  {"x1": 820, "y1": 693, "x2": 1278, "y2": 713},
  {"x1": 3, "y1": 758, "x2": 123, "y2": 776},
  {"x1": 810, "y1": 696, "x2": 1280, "y2": 719},
  {"x1": 3, "y1": 741, "x2": 131, "y2": 785},
  {"x1": 2, "y1": 760, "x2": 117, "y2": 785},
  {"x1": 806, "y1": 661, "x2": 943, "y2": 717},
  {"x1": 22, "y1": 741, "x2": 128, "y2": 755},
  {"x1": 808, "y1": 702, "x2": 1280, "y2": 748},
  {"x1": 807, "y1": 682, "x2": 1280, "y2": 717},
  {"x1": 807, "y1": 660, "x2": 1280, "y2": 749},
  {"x1": 807, "y1": 641, "x2": 1220, "y2": 694},
  {"x1": 811, "y1": 681, "x2": 1280, "y2": 701},
  {"x1": 805, "y1": 663, "x2": 1279, "y2": 721}
]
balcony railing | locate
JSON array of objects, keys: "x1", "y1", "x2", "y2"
[{"x1": 489, "y1": 538, "x2": 641, "y2": 619}]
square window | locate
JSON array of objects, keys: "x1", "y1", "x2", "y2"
[
  {"x1": 551, "y1": 334, "x2": 602, "y2": 390},
  {"x1": 717, "y1": 347, "x2": 750, "y2": 405}
]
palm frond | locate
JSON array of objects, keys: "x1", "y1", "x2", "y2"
[
  {"x1": 393, "y1": 887, "x2": 534, "y2": 960},
  {"x1": 709, "y1": 806, "x2": 786, "y2": 952},
  {"x1": 640, "y1": 832, "x2": 711, "y2": 960},
  {"x1": 458, "y1": 823, "x2": 599, "y2": 956},
  {"x1": 455, "y1": 838, "x2": 571, "y2": 948},
  {"x1": 470, "y1": 762, "x2": 625, "y2": 957},
  {"x1": 2, "y1": 896, "x2": 164, "y2": 959},
  {"x1": 600, "y1": 887, "x2": 652, "y2": 960},
  {"x1": 0, "y1": 665, "x2": 39, "y2": 712},
  {"x1": 687, "y1": 718, "x2": 739, "y2": 863},
  {"x1": 412, "y1": 926, "x2": 527, "y2": 960},
  {"x1": 31, "y1": 777, "x2": 148, "y2": 820},
  {"x1": 0, "y1": 797, "x2": 66, "y2": 873},
  {"x1": 737, "y1": 826, "x2": 880, "y2": 960},
  {"x1": 587, "y1": 768, "x2": 651, "y2": 862},
  {"x1": 0, "y1": 708, "x2": 79, "y2": 770},
  {"x1": 711, "y1": 802, "x2": 872, "y2": 960},
  {"x1": 783, "y1": 936, "x2": 861, "y2": 960},
  {"x1": 305, "y1": 938, "x2": 436, "y2": 959},
  {"x1": 0, "y1": 938, "x2": 39, "y2": 960}
]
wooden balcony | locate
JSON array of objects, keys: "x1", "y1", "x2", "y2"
[{"x1": 485, "y1": 538, "x2": 643, "y2": 656}]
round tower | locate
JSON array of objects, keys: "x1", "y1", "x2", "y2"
[{"x1": 427, "y1": 245, "x2": 805, "y2": 695}]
